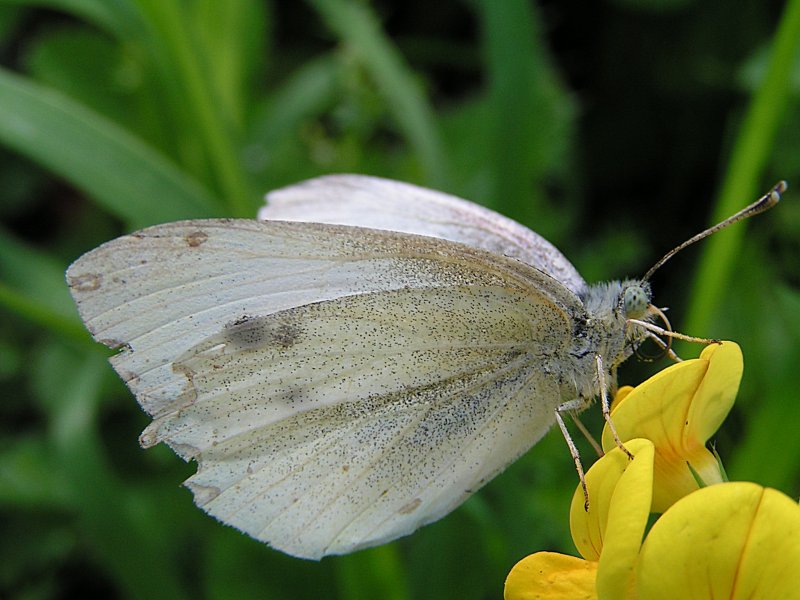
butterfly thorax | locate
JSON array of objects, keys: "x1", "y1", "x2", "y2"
[{"x1": 566, "y1": 279, "x2": 653, "y2": 402}]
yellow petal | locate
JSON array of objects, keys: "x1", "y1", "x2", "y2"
[
  {"x1": 610, "y1": 385, "x2": 634, "y2": 412},
  {"x1": 602, "y1": 341, "x2": 742, "y2": 511},
  {"x1": 504, "y1": 552, "x2": 598, "y2": 600},
  {"x1": 570, "y1": 439, "x2": 654, "y2": 600},
  {"x1": 636, "y1": 482, "x2": 800, "y2": 600},
  {"x1": 594, "y1": 440, "x2": 654, "y2": 600},
  {"x1": 683, "y1": 342, "x2": 742, "y2": 442}
]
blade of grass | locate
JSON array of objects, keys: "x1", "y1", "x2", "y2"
[
  {"x1": 0, "y1": 226, "x2": 97, "y2": 343},
  {"x1": 131, "y1": 0, "x2": 255, "y2": 216},
  {"x1": 0, "y1": 0, "x2": 143, "y2": 38},
  {"x1": 248, "y1": 54, "x2": 340, "y2": 156},
  {"x1": 0, "y1": 226, "x2": 75, "y2": 315},
  {"x1": 47, "y1": 350, "x2": 190, "y2": 600},
  {"x1": 335, "y1": 545, "x2": 410, "y2": 600},
  {"x1": 0, "y1": 436, "x2": 73, "y2": 509},
  {"x1": 682, "y1": 0, "x2": 800, "y2": 336},
  {"x1": 475, "y1": 0, "x2": 573, "y2": 216},
  {"x1": 192, "y1": 0, "x2": 269, "y2": 129},
  {"x1": 0, "y1": 67, "x2": 220, "y2": 226},
  {"x1": 308, "y1": 0, "x2": 447, "y2": 187},
  {"x1": 0, "y1": 282, "x2": 90, "y2": 343}
]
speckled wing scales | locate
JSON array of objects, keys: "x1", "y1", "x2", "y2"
[
  {"x1": 174, "y1": 287, "x2": 567, "y2": 558},
  {"x1": 67, "y1": 219, "x2": 579, "y2": 559},
  {"x1": 260, "y1": 174, "x2": 588, "y2": 297}
]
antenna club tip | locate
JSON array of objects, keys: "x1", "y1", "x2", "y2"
[{"x1": 767, "y1": 180, "x2": 788, "y2": 207}]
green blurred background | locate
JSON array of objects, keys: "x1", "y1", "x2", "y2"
[{"x1": 1, "y1": 0, "x2": 799, "y2": 598}]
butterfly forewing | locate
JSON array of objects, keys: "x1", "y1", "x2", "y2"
[{"x1": 67, "y1": 219, "x2": 584, "y2": 558}]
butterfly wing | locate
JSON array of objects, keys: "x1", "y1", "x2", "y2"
[
  {"x1": 260, "y1": 174, "x2": 588, "y2": 297},
  {"x1": 67, "y1": 220, "x2": 583, "y2": 559}
]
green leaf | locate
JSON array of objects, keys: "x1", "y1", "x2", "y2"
[
  {"x1": 190, "y1": 0, "x2": 270, "y2": 129},
  {"x1": 37, "y1": 346, "x2": 191, "y2": 600},
  {"x1": 0, "y1": 0, "x2": 143, "y2": 38},
  {"x1": 473, "y1": 0, "x2": 577, "y2": 227},
  {"x1": 683, "y1": 0, "x2": 800, "y2": 336},
  {"x1": 0, "y1": 227, "x2": 91, "y2": 342},
  {"x1": 0, "y1": 5, "x2": 22, "y2": 40},
  {"x1": 0, "y1": 436, "x2": 72, "y2": 509},
  {"x1": 246, "y1": 54, "x2": 341, "y2": 184},
  {"x1": 131, "y1": 0, "x2": 256, "y2": 216},
  {"x1": 0, "y1": 281, "x2": 89, "y2": 343},
  {"x1": 24, "y1": 27, "x2": 142, "y2": 129},
  {"x1": 308, "y1": 0, "x2": 448, "y2": 187},
  {"x1": 335, "y1": 545, "x2": 410, "y2": 600},
  {"x1": 0, "y1": 67, "x2": 220, "y2": 227}
]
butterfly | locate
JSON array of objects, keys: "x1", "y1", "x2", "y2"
[{"x1": 66, "y1": 175, "x2": 783, "y2": 559}]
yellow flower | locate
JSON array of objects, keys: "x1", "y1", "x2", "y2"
[
  {"x1": 505, "y1": 439, "x2": 655, "y2": 600},
  {"x1": 505, "y1": 340, "x2": 800, "y2": 599},
  {"x1": 636, "y1": 482, "x2": 800, "y2": 600},
  {"x1": 507, "y1": 445, "x2": 800, "y2": 600},
  {"x1": 601, "y1": 341, "x2": 742, "y2": 512}
]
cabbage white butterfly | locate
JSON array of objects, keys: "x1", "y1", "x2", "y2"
[{"x1": 66, "y1": 175, "x2": 784, "y2": 559}]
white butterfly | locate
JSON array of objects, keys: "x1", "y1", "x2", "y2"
[{"x1": 67, "y1": 175, "x2": 781, "y2": 559}]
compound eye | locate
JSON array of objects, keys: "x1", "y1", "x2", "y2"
[{"x1": 623, "y1": 285, "x2": 649, "y2": 319}]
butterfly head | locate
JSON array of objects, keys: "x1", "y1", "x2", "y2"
[{"x1": 622, "y1": 283, "x2": 651, "y2": 320}]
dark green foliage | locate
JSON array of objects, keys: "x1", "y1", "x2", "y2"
[{"x1": 0, "y1": 1, "x2": 798, "y2": 598}]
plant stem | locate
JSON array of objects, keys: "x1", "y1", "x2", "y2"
[{"x1": 683, "y1": 0, "x2": 800, "y2": 336}]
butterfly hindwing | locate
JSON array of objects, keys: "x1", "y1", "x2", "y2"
[{"x1": 261, "y1": 174, "x2": 588, "y2": 297}]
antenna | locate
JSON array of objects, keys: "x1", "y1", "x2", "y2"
[{"x1": 642, "y1": 180, "x2": 787, "y2": 282}]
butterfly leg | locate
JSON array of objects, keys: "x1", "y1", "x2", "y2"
[
  {"x1": 643, "y1": 330, "x2": 683, "y2": 362},
  {"x1": 556, "y1": 398, "x2": 590, "y2": 510},
  {"x1": 595, "y1": 354, "x2": 634, "y2": 461},
  {"x1": 570, "y1": 414, "x2": 604, "y2": 457},
  {"x1": 628, "y1": 319, "x2": 720, "y2": 345}
]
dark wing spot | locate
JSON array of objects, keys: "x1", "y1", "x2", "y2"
[
  {"x1": 222, "y1": 316, "x2": 269, "y2": 349},
  {"x1": 270, "y1": 322, "x2": 303, "y2": 349},
  {"x1": 69, "y1": 273, "x2": 102, "y2": 292},
  {"x1": 185, "y1": 230, "x2": 208, "y2": 247},
  {"x1": 223, "y1": 316, "x2": 304, "y2": 351}
]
